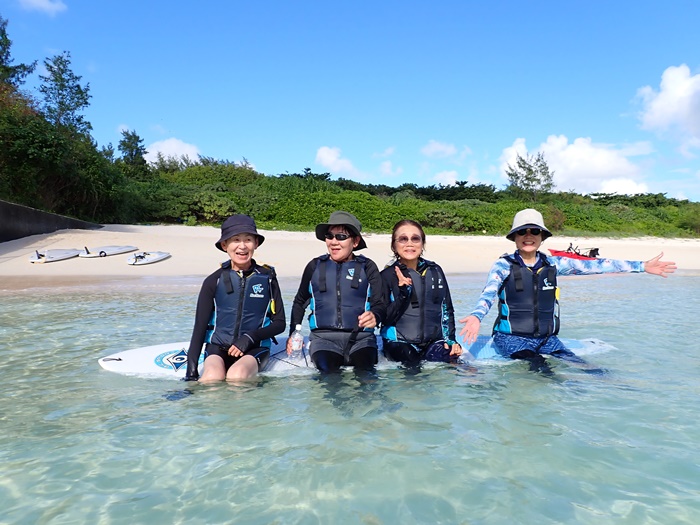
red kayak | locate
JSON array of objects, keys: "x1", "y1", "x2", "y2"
[{"x1": 549, "y1": 245, "x2": 599, "y2": 260}]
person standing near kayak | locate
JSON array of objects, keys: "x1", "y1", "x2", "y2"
[{"x1": 459, "y1": 208, "x2": 677, "y2": 369}]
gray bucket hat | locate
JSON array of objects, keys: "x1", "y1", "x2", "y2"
[
  {"x1": 506, "y1": 208, "x2": 552, "y2": 241},
  {"x1": 215, "y1": 214, "x2": 265, "y2": 251},
  {"x1": 315, "y1": 211, "x2": 367, "y2": 251}
]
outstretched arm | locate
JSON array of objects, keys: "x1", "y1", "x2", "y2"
[
  {"x1": 644, "y1": 252, "x2": 677, "y2": 278},
  {"x1": 458, "y1": 315, "x2": 481, "y2": 345},
  {"x1": 457, "y1": 258, "x2": 510, "y2": 345}
]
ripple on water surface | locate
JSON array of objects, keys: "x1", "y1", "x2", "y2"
[{"x1": 1, "y1": 274, "x2": 699, "y2": 523}]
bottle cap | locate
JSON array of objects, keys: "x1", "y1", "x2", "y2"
[{"x1": 295, "y1": 324, "x2": 302, "y2": 330}]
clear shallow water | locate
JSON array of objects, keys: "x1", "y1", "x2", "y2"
[{"x1": 1, "y1": 273, "x2": 699, "y2": 524}]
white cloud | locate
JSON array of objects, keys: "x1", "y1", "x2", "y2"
[
  {"x1": 315, "y1": 146, "x2": 364, "y2": 179},
  {"x1": 680, "y1": 137, "x2": 700, "y2": 157},
  {"x1": 372, "y1": 147, "x2": 395, "y2": 158},
  {"x1": 542, "y1": 135, "x2": 643, "y2": 193},
  {"x1": 637, "y1": 64, "x2": 700, "y2": 155},
  {"x1": 617, "y1": 142, "x2": 655, "y2": 157},
  {"x1": 379, "y1": 160, "x2": 403, "y2": 178},
  {"x1": 19, "y1": 0, "x2": 67, "y2": 16},
  {"x1": 420, "y1": 140, "x2": 458, "y2": 158},
  {"x1": 432, "y1": 170, "x2": 459, "y2": 186},
  {"x1": 599, "y1": 178, "x2": 649, "y2": 195},
  {"x1": 458, "y1": 146, "x2": 473, "y2": 161},
  {"x1": 151, "y1": 124, "x2": 168, "y2": 135},
  {"x1": 500, "y1": 135, "x2": 653, "y2": 195},
  {"x1": 145, "y1": 138, "x2": 200, "y2": 163},
  {"x1": 499, "y1": 137, "x2": 528, "y2": 180}
]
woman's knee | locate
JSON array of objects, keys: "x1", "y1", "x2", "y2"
[
  {"x1": 226, "y1": 355, "x2": 259, "y2": 380},
  {"x1": 201, "y1": 355, "x2": 226, "y2": 382}
]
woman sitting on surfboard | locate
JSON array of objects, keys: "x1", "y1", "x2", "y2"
[
  {"x1": 459, "y1": 208, "x2": 677, "y2": 371},
  {"x1": 185, "y1": 214, "x2": 285, "y2": 382},
  {"x1": 285, "y1": 211, "x2": 386, "y2": 373},
  {"x1": 380, "y1": 219, "x2": 463, "y2": 368}
]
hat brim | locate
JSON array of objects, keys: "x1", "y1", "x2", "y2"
[
  {"x1": 315, "y1": 223, "x2": 367, "y2": 251},
  {"x1": 506, "y1": 224, "x2": 552, "y2": 241},
  {"x1": 215, "y1": 233, "x2": 265, "y2": 252}
]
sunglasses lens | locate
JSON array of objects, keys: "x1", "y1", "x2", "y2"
[
  {"x1": 397, "y1": 235, "x2": 423, "y2": 244},
  {"x1": 516, "y1": 228, "x2": 542, "y2": 236},
  {"x1": 325, "y1": 233, "x2": 349, "y2": 241}
]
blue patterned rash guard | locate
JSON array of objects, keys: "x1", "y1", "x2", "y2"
[{"x1": 469, "y1": 251, "x2": 646, "y2": 323}]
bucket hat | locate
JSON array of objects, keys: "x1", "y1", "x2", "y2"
[
  {"x1": 315, "y1": 211, "x2": 367, "y2": 251},
  {"x1": 215, "y1": 214, "x2": 265, "y2": 251},
  {"x1": 506, "y1": 208, "x2": 552, "y2": 241}
]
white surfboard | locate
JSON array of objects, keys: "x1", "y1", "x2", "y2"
[
  {"x1": 98, "y1": 337, "x2": 307, "y2": 379},
  {"x1": 127, "y1": 251, "x2": 171, "y2": 265},
  {"x1": 462, "y1": 336, "x2": 615, "y2": 361},
  {"x1": 79, "y1": 245, "x2": 138, "y2": 258},
  {"x1": 98, "y1": 335, "x2": 615, "y2": 379},
  {"x1": 29, "y1": 249, "x2": 81, "y2": 264}
]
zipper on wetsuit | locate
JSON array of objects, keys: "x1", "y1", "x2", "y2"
[
  {"x1": 532, "y1": 267, "x2": 540, "y2": 337},
  {"x1": 336, "y1": 263, "x2": 342, "y2": 328},
  {"x1": 419, "y1": 269, "x2": 426, "y2": 343},
  {"x1": 233, "y1": 271, "x2": 246, "y2": 340}
]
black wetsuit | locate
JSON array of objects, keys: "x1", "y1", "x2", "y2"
[
  {"x1": 185, "y1": 260, "x2": 285, "y2": 380},
  {"x1": 288, "y1": 254, "x2": 386, "y2": 373}
]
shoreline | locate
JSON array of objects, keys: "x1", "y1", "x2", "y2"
[{"x1": 1, "y1": 224, "x2": 698, "y2": 290}]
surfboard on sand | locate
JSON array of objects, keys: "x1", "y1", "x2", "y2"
[
  {"x1": 79, "y1": 245, "x2": 138, "y2": 258},
  {"x1": 126, "y1": 251, "x2": 171, "y2": 265},
  {"x1": 29, "y1": 249, "x2": 81, "y2": 264},
  {"x1": 98, "y1": 335, "x2": 616, "y2": 379}
]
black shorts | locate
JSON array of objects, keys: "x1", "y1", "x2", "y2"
[
  {"x1": 309, "y1": 330, "x2": 377, "y2": 357},
  {"x1": 204, "y1": 343, "x2": 270, "y2": 372}
]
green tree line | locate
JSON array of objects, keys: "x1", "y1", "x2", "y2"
[{"x1": 1, "y1": 15, "x2": 699, "y2": 238}]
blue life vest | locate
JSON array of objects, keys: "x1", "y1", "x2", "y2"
[
  {"x1": 208, "y1": 261, "x2": 275, "y2": 348},
  {"x1": 493, "y1": 253, "x2": 560, "y2": 337},
  {"x1": 381, "y1": 260, "x2": 448, "y2": 344},
  {"x1": 308, "y1": 255, "x2": 371, "y2": 331}
]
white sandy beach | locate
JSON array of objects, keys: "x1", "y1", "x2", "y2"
[{"x1": 1, "y1": 224, "x2": 698, "y2": 287}]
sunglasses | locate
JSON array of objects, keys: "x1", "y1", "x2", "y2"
[
  {"x1": 396, "y1": 235, "x2": 423, "y2": 245},
  {"x1": 515, "y1": 228, "x2": 542, "y2": 236},
  {"x1": 324, "y1": 233, "x2": 351, "y2": 241}
]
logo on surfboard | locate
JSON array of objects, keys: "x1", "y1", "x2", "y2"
[{"x1": 155, "y1": 348, "x2": 204, "y2": 371}]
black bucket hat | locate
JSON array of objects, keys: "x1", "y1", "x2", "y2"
[
  {"x1": 215, "y1": 214, "x2": 265, "y2": 251},
  {"x1": 314, "y1": 211, "x2": 367, "y2": 251}
]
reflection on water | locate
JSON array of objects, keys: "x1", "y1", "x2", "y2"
[{"x1": 1, "y1": 273, "x2": 700, "y2": 523}]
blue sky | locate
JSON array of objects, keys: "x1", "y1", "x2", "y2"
[{"x1": 4, "y1": 1, "x2": 700, "y2": 201}]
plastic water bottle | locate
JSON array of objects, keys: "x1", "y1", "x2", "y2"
[{"x1": 290, "y1": 324, "x2": 304, "y2": 357}]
